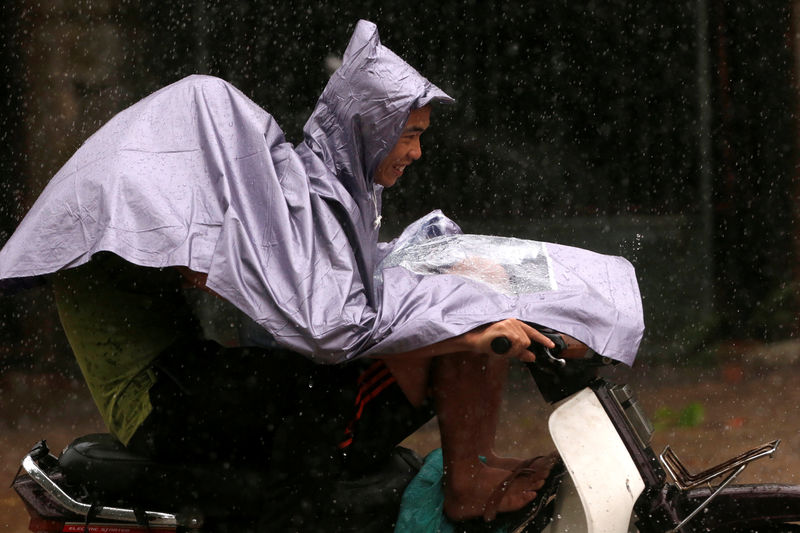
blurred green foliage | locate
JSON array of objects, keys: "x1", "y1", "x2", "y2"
[{"x1": 654, "y1": 402, "x2": 706, "y2": 430}]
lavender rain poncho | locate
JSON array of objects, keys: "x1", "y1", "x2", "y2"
[{"x1": 0, "y1": 21, "x2": 644, "y2": 365}]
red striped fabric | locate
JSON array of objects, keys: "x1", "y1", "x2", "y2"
[{"x1": 338, "y1": 360, "x2": 397, "y2": 449}]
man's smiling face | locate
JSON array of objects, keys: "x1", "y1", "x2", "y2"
[{"x1": 374, "y1": 106, "x2": 431, "y2": 188}]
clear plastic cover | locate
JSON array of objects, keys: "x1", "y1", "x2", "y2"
[{"x1": 380, "y1": 234, "x2": 557, "y2": 297}]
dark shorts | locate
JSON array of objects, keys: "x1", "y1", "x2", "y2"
[{"x1": 128, "y1": 339, "x2": 435, "y2": 477}]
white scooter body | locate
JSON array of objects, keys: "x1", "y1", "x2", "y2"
[{"x1": 541, "y1": 387, "x2": 643, "y2": 533}]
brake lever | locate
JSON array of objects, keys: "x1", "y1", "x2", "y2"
[{"x1": 531, "y1": 343, "x2": 567, "y2": 368}]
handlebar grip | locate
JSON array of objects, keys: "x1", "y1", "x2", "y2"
[
  {"x1": 490, "y1": 336, "x2": 512, "y2": 355},
  {"x1": 492, "y1": 331, "x2": 568, "y2": 367}
]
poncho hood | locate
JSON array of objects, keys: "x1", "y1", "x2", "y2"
[
  {"x1": 303, "y1": 20, "x2": 453, "y2": 198},
  {"x1": 297, "y1": 20, "x2": 453, "y2": 304},
  {"x1": 0, "y1": 21, "x2": 644, "y2": 365}
]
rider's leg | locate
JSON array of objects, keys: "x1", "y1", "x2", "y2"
[
  {"x1": 433, "y1": 352, "x2": 547, "y2": 521},
  {"x1": 383, "y1": 354, "x2": 549, "y2": 521},
  {"x1": 383, "y1": 354, "x2": 517, "y2": 466},
  {"x1": 464, "y1": 354, "x2": 526, "y2": 471},
  {"x1": 381, "y1": 357, "x2": 433, "y2": 408}
]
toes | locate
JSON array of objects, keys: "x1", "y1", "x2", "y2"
[
  {"x1": 487, "y1": 486, "x2": 537, "y2": 521},
  {"x1": 529, "y1": 477, "x2": 545, "y2": 491}
]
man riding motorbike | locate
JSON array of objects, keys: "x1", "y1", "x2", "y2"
[{"x1": 1, "y1": 20, "x2": 567, "y2": 525}]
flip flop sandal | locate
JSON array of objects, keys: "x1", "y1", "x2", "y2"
[
  {"x1": 455, "y1": 452, "x2": 564, "y2": 533},
  {"x1": 483, "y1": 452, "x2": 560, "y2": 522}
]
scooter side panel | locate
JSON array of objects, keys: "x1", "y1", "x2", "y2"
[
  {"x1": 548, "y1": 388, "x2": 644, "y2": 533},
  {"x1": 541, "y1": 474, "x2": 588, "y2": 533}
]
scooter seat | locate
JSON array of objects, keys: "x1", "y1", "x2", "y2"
[
  {"x1": 58, "y1": 433, "x2": 268, "y2": 512},
  {"x1": 60, "y1": 434, "x2": 163, "y2": 491},
  {"x1": 56, "y1": 432, "x2": 424, "y2": 527}
]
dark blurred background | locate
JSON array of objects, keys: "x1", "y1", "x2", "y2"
[{"x1": 0, "y1": 0, "x2": 798, "y2": 372}]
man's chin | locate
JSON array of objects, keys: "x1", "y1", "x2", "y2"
[{"x1": 375, "y1": 174, "x2": 400, "y2": 188}]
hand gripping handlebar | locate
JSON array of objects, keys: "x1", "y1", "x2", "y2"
[{"x1": 490, "y1": 330, "x2": 567, "y2": 368}]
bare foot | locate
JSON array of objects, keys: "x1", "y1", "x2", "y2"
[
  {"x1": 482, "y1": 452, "x2": 526, "y2": 471},
  {"x1": 443, "y1": 459, "x2": 552, "y2": 522}
]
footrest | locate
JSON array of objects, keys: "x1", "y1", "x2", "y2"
[{"x1": 660, "y1": 439, "x2": 779, "y2": 490}]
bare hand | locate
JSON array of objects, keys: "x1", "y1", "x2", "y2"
[{"x1": 464, "y1": 319, "x2": 555, "y2": 363}]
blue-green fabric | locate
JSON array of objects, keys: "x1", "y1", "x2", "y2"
[{"x1": 395, "y1": 449, "x2": 509, "y2": 533}]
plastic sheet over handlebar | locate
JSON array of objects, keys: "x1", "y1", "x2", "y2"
[{"x1": 370, "y1": 212, "x2": 644, "y2": 365}]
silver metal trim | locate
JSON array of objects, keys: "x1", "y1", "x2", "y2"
[
  {"x1": 21, "y1": 454, "x2": 178, "y2": 526},
  {"x1": 660, "y1": 440, "x2": 781, "y2": 531},
  {"x1": 666, "y1": 463, "x2": 746, "y2": 533},
  {"x1": 660, "y1": 439, "x2": 779, "y2": 490},
  {"x1": 542, "y1": 347, "x2": 566, "y2": 367}
]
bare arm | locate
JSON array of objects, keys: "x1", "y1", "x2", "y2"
[
  {"x1": 378, "y1": 319, "x2": 570, "y2": 408},
  {"x1": 378, "y1": 318, "x2": 555, "y2": 363}
]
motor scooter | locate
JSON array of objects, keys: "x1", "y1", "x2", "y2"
[{"x1": 12, "y1": 329, "x2": 800, "y2": 532}]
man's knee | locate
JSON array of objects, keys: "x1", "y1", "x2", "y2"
[{"x1": 382, "y1": 357, "x2": 432, "y2": 408}]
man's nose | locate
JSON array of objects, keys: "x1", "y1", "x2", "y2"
[{"x1": 409, "y1": 139, "x2": 422, "y2": 160}]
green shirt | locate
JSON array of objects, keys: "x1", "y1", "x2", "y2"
[{"x1": 52, "y1": 253, "x2": 200, "y2": 445}]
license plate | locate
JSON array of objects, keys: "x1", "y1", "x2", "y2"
[{"x1": 63, "y1": 524, "x2": 176, "y2": 533}]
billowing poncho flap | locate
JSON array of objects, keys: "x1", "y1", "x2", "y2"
[{"x1": 0, "y1": 20, "x2": 644, "y2": 365}]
